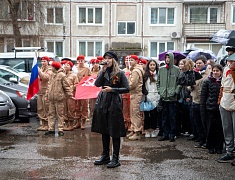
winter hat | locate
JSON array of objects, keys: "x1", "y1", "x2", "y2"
[
  {"x1": 103, "y1": 51, "x2": 118, "y2": 61},
  {"x1": 65, "y1": 61, "x2": 73, "y2": 67},
  {"x1": 40, "y1": 56, "x2": 51, "y2": 61},
  {"x1": 51, "y1": 61, "x2": 61, "y2": 69},
  {"x1": 77, "y1": 55, "x2": 85, "y2": 60},
  {"x1": 61, "y1": 60, "x2": 67, "y2": 65}
]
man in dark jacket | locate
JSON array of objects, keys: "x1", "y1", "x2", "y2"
[{"x1": 157, "y1": 52, "x2": 181, "y2": 142}]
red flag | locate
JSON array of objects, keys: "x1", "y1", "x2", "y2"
[{"x1": 75, "y1": 75, "x2": 101, "y2": 100}]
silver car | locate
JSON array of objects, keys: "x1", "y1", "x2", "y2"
[{"x1": 0, "y1": 90, "x2": 16, "y2": 126}]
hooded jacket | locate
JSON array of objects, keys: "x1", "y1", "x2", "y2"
[{"x1": 157, "y1": 52, "x2": 181, "y2": 101}]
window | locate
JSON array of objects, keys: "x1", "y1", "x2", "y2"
[
  {"x1": 6, "y1": 39, "x2": 15, "y2": 52},
  {"x1": 78, "y1": 7, "x2": 102, "y2": 24},
  {"x1": 46, "y1": 41, "x2": 63, "y2": 57},
  {"x1": 0, "y1": 0, "x2": 10, "y2": 19},
  {"x1": 151, "y1": 8, "x2": 174, "y2": 24},
  {"x1": 47, "y1": 8, "x2": 63, "y2": 24},
  {"x1": 118, "y1": 22, "x2": 135, "y2": 35},
  {"x1": 78, "y1": 41, "x2": 102, "y2": 57},
  {"x1": 150, "y1": 42, "x2": 174, "y2": 57},
  {"x1": 0, "y1": 0, "x2": 34, "y2": 20},
  {"x1": 189, "y1": 7, "x2": 219, "y2": 23}
]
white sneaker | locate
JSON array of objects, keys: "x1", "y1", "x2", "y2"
[
  {"x1": 145, "y1": 131, "x2": 151, "y2": 138},
  {"x1": 151, "y1": 130, "x2": 158, "y2": 138}
]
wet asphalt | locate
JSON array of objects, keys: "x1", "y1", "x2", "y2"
[{"x1": 0, "y1": 118, "x2": 235, "y2": 180}]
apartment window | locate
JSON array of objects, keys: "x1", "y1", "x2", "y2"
[
  {"x1": 233, "y1": 6, "x2": 235, "y2": 23},
  {"x1": 47, "y1": 8, "x2": 63, "y2": 24},
  {"x1": 150, "y1": 42, "x2": 174, "y2": 57},
  {"x1": 151, "y1": 8, "x2": 174, "y2": 24},
  {"x1": 0, "y1": 0, "x2": 10, "y2": 19},
  {"x1": 46, "y1": 41, "x2": 63, "y2": 57},
  {"x1": 189, "y1": 7, "x2": 219, "y2": 23},
  {"x1": 78, "y1": 41, "x2": 102, "y2": 57},
  {"x1": 78, "y1": 7, "x2": 102, "y2": 24},
  {"x1": 118, "y1": 22, "x2": 135, "y2": 35},
  {"x1": 0, "y1": 0, "x2": 34, "y2": 20},
  {"x1": 22, "y1": 39, "x2": 31, "y2": 47}
]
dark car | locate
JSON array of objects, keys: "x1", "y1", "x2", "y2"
[
  {"x1": 0, "y1": 90, "x2": 16, "y2": 126},
  {"x1": 0, "y1": 77, "x2": 37, "y2": 120}
]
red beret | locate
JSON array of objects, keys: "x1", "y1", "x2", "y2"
[
  {"x1": 77, "y1": 55, "x2": 85, "y2": 60},
  {"x1": 97, "y1": 56, "x2": 104, "y2": 60},
  {"x1": 90, "y1": 59, "x2": 96, "y2": 63},
  {"x1": 66, "y1": 61, "x2": 73, "y2": 67},
  {"x1": 51, "y1": 61, "x2": 61, "y2": 69},
  {"x1": 40, "y1": 56, "x2": 50, "y2": 61},
  {"x1": 139, "y1": 59, "x2": 147, "y2": 64},
  {"x1": 125, "y1": 55, "x2": 139, "y2": 61},
  {"x1": 61, "y1": 60, "x2": 67, "y2": 65}
]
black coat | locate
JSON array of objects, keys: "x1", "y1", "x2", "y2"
[
  {"x1": 91, "y1": 69, "x2": 129, "y2": 138},
  {"x1": 200, "y1": 75, "x2": 221, "y2": 121}
]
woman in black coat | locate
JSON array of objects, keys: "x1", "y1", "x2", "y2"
[
  {"x1": 200, "y1": 64, "x2": 224, "y2": 154},
  {"x1": 91, "y1": 51, "x2": 129, "y2": 168}
]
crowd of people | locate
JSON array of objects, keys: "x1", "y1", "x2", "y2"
[{"x1": 36, "y1": 47, "x2": 235, "y2": 168}]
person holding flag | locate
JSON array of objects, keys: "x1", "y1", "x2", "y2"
[
  {"x1": 36, "y1": 56, "x2": 52, "y2": 131},
  {"x1": 74, "y1": 55, "x2": 91, "y2": 130},
  {"x1": 62, "y1": 59, "x2": 78, "y2": 131}
]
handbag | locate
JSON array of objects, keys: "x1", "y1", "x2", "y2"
[{"x1": 140, "y1": 96, "x2": 155, "y2": 111}]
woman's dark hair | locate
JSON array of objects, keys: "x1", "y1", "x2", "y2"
[
  {"x1": 212, "y1": 64, "x2": 223, "y2": 72},
  {"x1": 143, "y1": 59, "x2": 158, "y2": 83}
]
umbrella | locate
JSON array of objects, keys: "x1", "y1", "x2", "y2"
[
  {"x1": 210, "y1": 29, "x2": 235, "y2": 46},
  {"x1": 186, "y1": 49, "x2": 217, "y2": 62},
  {"x1": 158, "y1": 50, "x2": 186, "y2": 61},
  {"x1": 182, "y1": 47, "x2": 203, "y2": 56}
]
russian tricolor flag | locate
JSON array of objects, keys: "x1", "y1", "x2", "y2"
[{"x1": 26, "y1": 51, "x2": 39, "y2": 100}]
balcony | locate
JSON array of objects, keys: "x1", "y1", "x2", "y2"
[{"x1": 184, "y1": 23, "x2": 226, "y2": 37}]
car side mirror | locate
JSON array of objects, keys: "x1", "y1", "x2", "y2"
[{"x1": 9, "y1": 77, "x2": 18, "y2": 84}]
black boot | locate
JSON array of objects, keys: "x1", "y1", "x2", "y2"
[
  {"x1": 107, "y1": 154, "x2": 120, "y2": 168},
  {"x1": 94, "y1": 154, "x2": 110, "y2": 165},
  {"x1": 94, "y1": 134, "x2": 110, "y2": 165}
]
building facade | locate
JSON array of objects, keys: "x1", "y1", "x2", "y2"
[{"x1": 0, "y1": 0, "x2": 234, "y2": 60}]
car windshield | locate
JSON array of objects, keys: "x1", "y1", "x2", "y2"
[{"x1": 5, "y1": 66, "x2": 20, "y2": 73}]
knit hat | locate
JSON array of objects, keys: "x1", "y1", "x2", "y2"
[
  {"x1": 103, "y1": 51, "x2": 118, "y2": 61},
  {"x1": 77, "y1": 55, "x2": 85, "y2": 60},
  {"x1": 40, "y1": 56, "x2": 50, "y2": 61}
]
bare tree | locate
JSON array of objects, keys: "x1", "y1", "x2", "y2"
[{"x1": 1, "y1": 0, "x2": 61, "y2": 48}]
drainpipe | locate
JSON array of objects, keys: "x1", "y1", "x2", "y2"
[
  {"x1": 141, "y1": 0, "x2": 144, "y2": 56},
  {"x1": 70, "y1": 0, "x2": 72, "y2": 57},
  {"x1": 109, "y1": 0, "x2": 111, "y2": 51}
]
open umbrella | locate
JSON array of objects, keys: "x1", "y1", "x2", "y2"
[
  {"x1": 186, "y1": 49, "x2": 217, "y2": 62},
  {"x1": 210, "y1": 29, "x2": 235, "y2": 46},
  {"x1": 158, "y1": 50, "x2": 186, "y2": 61}
]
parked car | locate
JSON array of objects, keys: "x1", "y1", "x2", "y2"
[
  {"x1": 0, "y1": 65, "x2": 30, "y2": 86},
  {"x1": 0, "y1": 47, "x2": 59, "y2": 73},
  {"x1": 0, "y1": 77, "x2": 37, "y2": 120},
  {"x1": 0, "y1": 90, "x2": 16, "y2": 126}
]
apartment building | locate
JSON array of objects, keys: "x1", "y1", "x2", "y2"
[{"x1": 0, "y1": 0, "x2": 234, "y2": 60}]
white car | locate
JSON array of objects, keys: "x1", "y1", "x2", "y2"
[{"x1": 0, "y1": 65, "x2": 29, "y2": 87}]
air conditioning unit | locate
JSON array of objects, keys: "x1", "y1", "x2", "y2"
[{"x1": 171, "y1": 32, "x2": 181, "y2": 38}]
